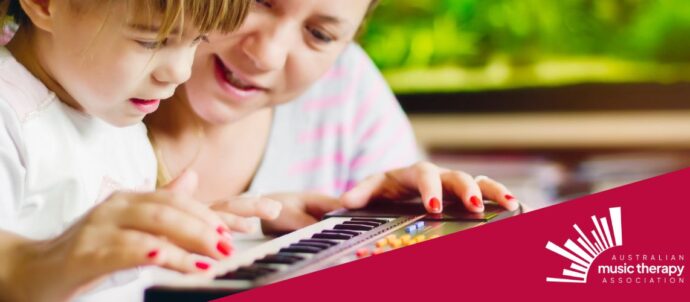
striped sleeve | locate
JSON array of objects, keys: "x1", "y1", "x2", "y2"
[{"x1": 345, "y1": 45, "x2": 422, "y2": 187}]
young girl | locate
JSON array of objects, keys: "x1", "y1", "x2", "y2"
[
  {"x1": 146, "y1": 0, "x2": 521, "y2": 234},
  {"x1": 0, "y1": 0, "x2": 268, "y2": 301}
]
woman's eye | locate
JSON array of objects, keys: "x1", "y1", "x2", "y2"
[
  {"x1": 308, "y1": 27, "x2": 334, "y2": 43},
  {"x1": 254, "y1": 0, "x2": 272, "y2": 8}
]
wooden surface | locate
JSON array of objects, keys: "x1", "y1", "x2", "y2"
[{"x1": 410, "y1": 110, "x2": 690, "y2": 150}]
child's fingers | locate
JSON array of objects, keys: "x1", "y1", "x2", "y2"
[
  {"x1": 340, "y1": 173, "x2": 387, "y2": 209},
  {"x1": 210, "y1": 197, "x2": 283, "y2": 221},
  {"x1": 215, "y1": 212, "x2": 255, "y2": 233},
  {"x1": 104, "y1": 230, "x2": 214, "y2": 275},
  {"x1": 440, "y1": 170, "x2": 484, "y2": 213},
  {"x1": 115, "y1": 202, "x2": 232, "y2": 260},
  {"x1": 474, "y1": 176, "x2": 520, "y2": 211},
  {"x1": 143, "y1": 191, "x2": 228, "y2": 232}
]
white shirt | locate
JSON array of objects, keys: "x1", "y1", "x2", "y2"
[{"x1": 0, "y1": 47, "x2": 156, "y2": 301}]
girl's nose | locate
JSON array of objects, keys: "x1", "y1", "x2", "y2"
[{"x1": 153, "y1": 47, "x2": 196, "y2": 85}]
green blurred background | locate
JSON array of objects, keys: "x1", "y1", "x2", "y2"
[{"x1": 359, "y1": 0, "x2": 690, "y2": 93}]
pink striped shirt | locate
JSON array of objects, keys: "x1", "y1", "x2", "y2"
[{"x1": 248, "y1": 44, "x2": 421, "y2": 196}]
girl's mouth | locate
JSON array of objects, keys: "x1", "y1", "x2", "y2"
[{"x1": 129, "y1": 98, "x2": 161, "y2": 114}]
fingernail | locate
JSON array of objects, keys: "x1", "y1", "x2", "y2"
[
  {"x1": 217, "y1": 240, "x2": 233, "y2": 257},
  {"x1": 505, "y1": 194, "x2": 515, "y2": 200},
  {"x1": 217, "y1": 225, "x2": 233, "y2": 240},
  {"x1": 147, "y1": 249, "x2": 159, "y2": 259},
  {"x1": 265, "y1": 200, "x2": 282, "y2": 218},
  {"x1": 216, "y1": 225, "x2": 227, "y2": 235},
  {"x1": 195, "y1": 261, "x2": 210, "y2": 270},
  {"x1": 470, "y1": 196, "x2": 483, "y2": 208},
  {"x1": 429, "y1": 197, "x2": 442, "y2": 213}
]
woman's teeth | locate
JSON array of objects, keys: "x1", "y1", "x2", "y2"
[{"x1": 224, "y1": 70, "x2": 253, "y2": 90}]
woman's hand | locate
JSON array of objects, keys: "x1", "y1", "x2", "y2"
[
  {"x1": 6, "y1": 171, "x2": 234, "y2": 302},
  {"x1": 341, "y1": 161, "x2": 520, "y2": 214}
]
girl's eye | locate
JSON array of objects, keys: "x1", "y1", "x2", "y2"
[
  {"x1": 136, "y1": 39, "x2": 167, "y2": 50},
  {"x1": 254, "y1": 0, "x2": 272, "y2": 8},
  {"x1": 192, "y1": 35, "x2": 209, "y2": 45},
  {"x1": 307, "y1": 27, "x2": 334, "y2": 43}
]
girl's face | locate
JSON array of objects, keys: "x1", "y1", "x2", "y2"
[
  {"x1": 184, "y1": 0, "x2": 372, "y2": 124},
  {"x1": 44, "y1": 1, "x2": 206, "y2": 127}
]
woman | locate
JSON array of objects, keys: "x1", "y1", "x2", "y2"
[{"x1": 146, "y1": 0, "x2": 520, "y2": 234}]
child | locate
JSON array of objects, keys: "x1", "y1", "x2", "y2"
[
  {"x1": 0, "y1": 0, "x2": 255, "y2": 301},
  {"x1": 146, "y1": 0, "x2": 520, "y2": 234}
]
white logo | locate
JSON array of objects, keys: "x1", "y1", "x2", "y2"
[{"x1": 545, "y1": 207, "x2": 623, "y2": 283}]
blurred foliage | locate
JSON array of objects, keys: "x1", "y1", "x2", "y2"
[{"x1": 359, "y1": 0, "x2": 690, "y2": 93}]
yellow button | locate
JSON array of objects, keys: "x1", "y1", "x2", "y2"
[
  {"x1": 414, "y1": 235, "x2": 426, "y2": 242},
  {"x1": 376, "y1": 239, "x2": 388, "y2": 248},
  {"x1": 400, "y1": 234, "x2": 412, "y2": 241}
]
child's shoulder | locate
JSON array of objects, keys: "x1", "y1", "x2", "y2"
[{"x1": 0, "y1": 47, "x2": 56, "y2": 122}]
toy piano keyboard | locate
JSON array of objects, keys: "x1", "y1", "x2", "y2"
[{"x1": 145, "y1": 199, "x2": 522, "y2": 301}]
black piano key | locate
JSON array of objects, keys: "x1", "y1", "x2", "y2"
[
  {"x1": 289, "y1": 242, "x2": 331, "y2": 250},
  {"x1": 349, "y1": 218, "x2": 388, "y2": 224},
  {"x1": 343, "y1": 221, "x2": 380, "y2": 227},
  {"x1": 322, "y1": 229, "x2": 361, "y2": 236},
  {"x1": 312, "y1": 233, "x2": 351, "y2": 240},
  {"x1": 280, "y1": 246, "x2": 322, "y2": 254},
  {"x1": 216, "y1": 265, "x2": 277, "y2": 280},
  {"x1": 299, "y1": 239, "x2": 340, "y2": 246},
  {"x1": 255, "y1": 254, "x2": 304, "y2": 265},
  {"x1": 333, "y1": 224, "x2": 372, "y2": 231}
]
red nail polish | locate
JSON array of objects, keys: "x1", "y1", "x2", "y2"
[
  {"x1": 217, "y1": 240, "x2": 233, "y2": 257},
  {"x1": 505, "y1": 194, "x2": 515, "y2": 200},
  {"x1": 216, "y1": 226, "x2": 227, "y2": 235},
  {"x1": 471, "y1": 196, "x2": 483, "y2": 208},
  {"x1": 147, "y1": 249, "x2": 159, "y2": 259},
  {"x1": 429, "y1": 197, "x2": 441, "y2": 212},
  {"x1": 195, "y1": 261, "x2": 210, "y2": 270}
]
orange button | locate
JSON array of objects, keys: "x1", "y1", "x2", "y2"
[{"x1": 356, "y1": 248, "x2": 371, "y2": 258}]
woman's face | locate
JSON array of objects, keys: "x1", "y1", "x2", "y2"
[{"x1": 184, "y1": 0, "x2": 372, "y2": 124}]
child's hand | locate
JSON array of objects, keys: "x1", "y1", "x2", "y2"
[
  {"x1": 207, "y1": 195, "x2": 283, "y2": 233},
  {"x1": 341, "y1": 161, "x2": 520, "y2": 214},
  {"x1": 8, "y1": 172, "x2": 234, "y2": 302},
  {"x1": 257, "y1": 193, "x2": 342, "y2": 234}
]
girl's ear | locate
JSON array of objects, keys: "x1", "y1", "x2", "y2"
[{"x1": 18, "y1": 0, "x2": 54, "y2": 32}]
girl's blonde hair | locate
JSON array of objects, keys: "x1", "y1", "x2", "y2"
[{"x1": 1, "y1": 0, "x2": 251, "y2": 38}]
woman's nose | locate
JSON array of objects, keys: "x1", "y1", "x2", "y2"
[{"x1": 241, "y1": 24, "x2": 291, "y2": 72}]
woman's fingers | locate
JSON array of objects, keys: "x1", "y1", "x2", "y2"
[
  {"x1": 408, "y1": 162, "x2": 444, "y2": 214},
  {"x1": 210, "y1": 196, "x2": 283, "y2": 221},
  {"x1": 440, "y1": 170, "x2": 484, "y2": 213},
  {"x1": 474, "y1": 175, "x2": 520, "y2": 211},
  {"x1": 340, "y1": 173, "x2": 387, "y2": 209}
]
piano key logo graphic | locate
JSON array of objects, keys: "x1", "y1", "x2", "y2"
[{"x1": 545, "y1": 207, "x2": 623, "y2": 283}]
